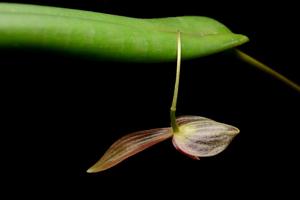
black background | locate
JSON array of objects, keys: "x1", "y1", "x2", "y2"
[{"x1": 2, "y1": 0, "x2": 299, "y2": 198}]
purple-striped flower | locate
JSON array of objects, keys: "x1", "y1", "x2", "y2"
[{"x1": 87, "y1": 115, "x2": 239, "y2": 173}]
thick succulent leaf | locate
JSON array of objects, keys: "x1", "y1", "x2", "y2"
[
  {"x1": 0, "y1": 3, "x2": 248, "y2": 62},
  {"x1": 87, "y1": 128, "x2": 172, "y2": 173},
  {"x1": 173, "y1": 116, "x2": 239, "y2": 158}
]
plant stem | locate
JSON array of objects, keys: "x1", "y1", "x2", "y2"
[
  {"x1": 235, "y1": 49, "x2": 300, "y2": 93},
  {"x1": 170, "y1": 31, "x2": 181, "y2": 133}
]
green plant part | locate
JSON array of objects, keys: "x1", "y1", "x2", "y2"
[
  {"x1": 0, "y1": 3, "x2": 247, "y2": 62},
  {"x1": 0, "y1": 3, "x2": 299, "y2": 92},
  {"x1": 234, "y1": 50, "x2": 300, "y2": 93}
]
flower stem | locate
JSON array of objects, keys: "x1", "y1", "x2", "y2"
[
  {"x1": 235, "y1": 49, "x2": 300, "y2": 93},
  {"x1": 170, "y1": 31, "x2": 181, "y2": 133}
]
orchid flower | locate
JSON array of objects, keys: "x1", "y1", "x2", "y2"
[{"x1": 87, "y1": 32, "x2": 239, "y2": 173}]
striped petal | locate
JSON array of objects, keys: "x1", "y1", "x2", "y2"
[
  {"x1": 173, "y1": 116, "x2": 239, "y2": 159},
  {"x1": 87, "y1": 128, "x2": 172, "y2": 173}
]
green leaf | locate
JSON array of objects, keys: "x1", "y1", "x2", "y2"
[{"x1": 0, "y1": 3, "x2": 248, "y2": 62}]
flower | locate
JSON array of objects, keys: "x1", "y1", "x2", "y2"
[
  {"x1": 87, "y1": 32, "x2": 240, "y2": 173},
  {"x1": 87, "y1": 115, "x2": 239, "y2": 173},
  {"x1": 173, "y1": 116, "x2": 239, "y2": 159}
]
